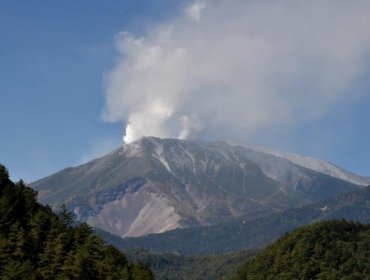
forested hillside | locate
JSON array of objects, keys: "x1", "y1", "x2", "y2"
[
  {"x1": 233, "y1": 220, "x2": 370, "y2": 279},
  {"x1": 0, "y1": 164, "x2": 154, "y2": 279},
  {"x1": 124, "y1": 249, "x2": 255, "y2": 280}
]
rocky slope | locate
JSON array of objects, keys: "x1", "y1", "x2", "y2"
[
  {"x1": 31, "y1": 137, "x2": 368, "y2": 238},
  {"x1": 102, "y1": 186, "x2": 370, "y2": 255}
]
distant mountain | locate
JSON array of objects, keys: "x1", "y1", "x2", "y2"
[
  {"x1": 100, "y1": 186, "x2": 370, "y2": 255},
  {"x1": 233, "y1": 220, "x2": 370, "y2": 279},
  {"x1": 31, "y1": 137, "x2": 368, "y2": 238}
]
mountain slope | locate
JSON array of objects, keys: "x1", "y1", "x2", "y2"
[
  {"x1": 100, "y1": 186, "x2": 370, "y2": 255},
  {"x1": 243, "y1": 143, "x2": 370, "y2": 186},
  {"x1": 31, "y1": 137, "x2": 366, "y2": 238},
  {"x1": 233, "y1": 220, "x2": 370, "y2": 280}
]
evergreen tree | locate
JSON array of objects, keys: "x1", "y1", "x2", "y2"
[
  {"x1": 234, "y1": 220, "x2": 370, "y2": 280},
  {"x1": 0, "y1": 164, "x2": 154, "y2": 279},
  {"x1": 0, "y1": 164, "x2": 9, "y2": 182}
]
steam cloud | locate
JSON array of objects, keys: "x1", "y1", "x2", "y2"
[{"x1": 103, "y1": 0, "x2": 370, "y2": 144}]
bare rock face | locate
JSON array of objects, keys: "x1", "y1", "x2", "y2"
[
  {"x1": 88, "y1": 185, "x2": 181, "y2": 237},
  {"x1": 31, "y1": 137, "x2": 368, "y2": 237}
]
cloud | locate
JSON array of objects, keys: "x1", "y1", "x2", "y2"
[
  {"x1": 103, "y1": 0, "x2": 370, "y2": 144},
  {"x1": 186, "y1": 1, "x2": 206, "y2": 22}
]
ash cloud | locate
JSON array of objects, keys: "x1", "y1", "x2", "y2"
[{"x1": 103, "y1": 0, "x2": 370, "y2": 144}]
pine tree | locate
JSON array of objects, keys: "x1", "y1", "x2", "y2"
[
  {"x1": 0, "y1": 164, "x2": 155, "y2": 279},
  {"x1": 0, "y1": 164, "x2": 9, "y2": 182}
]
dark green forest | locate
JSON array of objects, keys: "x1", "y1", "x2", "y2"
[
  {"x1": 0, "y1": 164, "x2": 154, "y2": 279},
  {"x1": 124, "y1": 249, "x2": 255, "y2": 280},
  {"x1": 234, "y1": 220, "x2": 370, "y2": 280}
]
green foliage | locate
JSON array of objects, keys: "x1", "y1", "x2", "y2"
[
  {"x1": 0, "y1": 165, "x2": 154, "y2": 280},
  {"x1": 124, "y1": 249, "x2": 255, "y2": 280},
  {"x1": 0, "y1": 164, "x2": 9, "y2": 182},
  {"x1": 233, "y1": 220, "x2": 370, "y2": 280}
]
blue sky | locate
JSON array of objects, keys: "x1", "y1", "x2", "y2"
[{"x1": 1, "y1": 0, "x2": 370, "y2": 182}]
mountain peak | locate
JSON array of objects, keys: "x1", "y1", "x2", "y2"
[{"x1": 31, "y1": 137, "x2": 368, "y2": 238}]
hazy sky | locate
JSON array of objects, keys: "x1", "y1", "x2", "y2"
[{"x1": 1, "y1": 0, "x2": 370, "y2": 181}]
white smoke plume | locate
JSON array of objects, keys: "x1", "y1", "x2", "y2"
[
  {"x1": 103, "y1": 0, "x2": 370, "y2": 144},
  {"x1": 186, "y1": 0, "x2": 206, "y2": 22}
]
